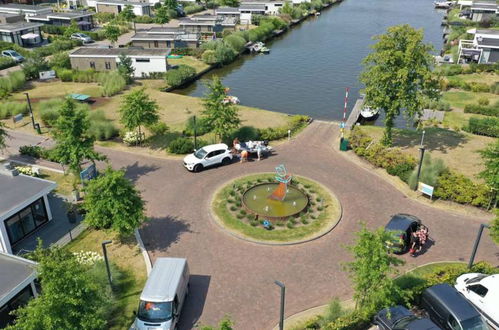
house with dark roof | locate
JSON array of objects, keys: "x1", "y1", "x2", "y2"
[
  {"x1": 0, "y1": 252, "x2": 38, "y2": 328},
  {"x1": 215, "y1": 6, "x2": 241, "y2": 19},
  {"x1": 69, "y1": 47, "x2": 170, "y2": 77},
  {"x1": 0, "y1": 22, "x2": 43, "y2": 47},
  {"x1": 458, "y1": 29, "x2": 499, "y2": 63},
  {"x1": 0, "y1": 4, "x2": 52, "y2": 18},
  {"x1": 178, "y1": 15, "x2": 225, "y2": 34},
  {"x1": 0, "y1": 13, "x2": 24, "y2": 24},
  {"x1": 93, "y1": 0, "x2": 152, "y2": 16},
  {"x1": 470, "y1": 0, "x2": 498, "y2": 22},
  {"x1": 130, "y1": 27, "x2": 200, "y2": 49},
  {"x1": 26, "y1": 11, "x2": 95, "y2": 30},
  {"x1": 0, "y1": 163, "x2": 56, "y2": 255}
]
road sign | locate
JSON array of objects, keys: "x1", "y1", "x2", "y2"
[
  {"x1": 80, "y1": 163, "x2": 97, "y2": 181},
  {"x1": 418, "y1": 182, "x2": 434, "y2": 199}
]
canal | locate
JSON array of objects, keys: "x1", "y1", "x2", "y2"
[{"x1": 176, "y1": 0, "x2": 446, "y2": 122}]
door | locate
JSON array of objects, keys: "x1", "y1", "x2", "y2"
[
  {"x1": 466, "y1": 284, "x2": 488, "y2": 313},
  {"x1": 204, "y1": 150, "x2": 221, "y2": 167}
]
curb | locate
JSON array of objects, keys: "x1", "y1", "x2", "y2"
[
  {"x1": 208, "y1": 173, "x2": 343, "y2": 246},
  {"x1": 135, "y1": 228, "x2": 152, "y2": 275}
]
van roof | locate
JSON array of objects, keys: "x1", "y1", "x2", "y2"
[
  {"x1": 140, "y1": 258, "x2": 187, "y2": 302},
  {"x1": 423, "y1": 284, "x2": 481, "y2": 322}
]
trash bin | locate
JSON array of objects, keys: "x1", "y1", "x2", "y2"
[
  {"x1": 339, "y1": 138, "x2": 349, "y2": 151},
  {"x1": 34, "y1": 123, "x2": 41, "y2": 134}
]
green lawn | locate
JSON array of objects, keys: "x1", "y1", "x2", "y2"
[
  {"x1": 39, "y1": 170, "x2": 75, "y2": 197},
  {"x1": 442, "y1": 90, "x2": 499, "y2": 110},
  {"x1": 452, "y1": 73, "x2": 499, "y2": 85},
  {"x1": 168, "y1": 56, "x2": 211, "y2": 73}
]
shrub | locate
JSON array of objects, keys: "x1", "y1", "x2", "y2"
[
  {"x1": 49, "y1": 51, "x2": 71, "y2": 69},
  {"x1": 0, "y1": 71, "x2": 26, "y2": 95},
  {"x1": 184, "y1": 4, "x2": 204, "y2": 14},
  {"x1": 39, "y1": 98, "x2": 64, "y2": 125},
  {"x1": 55, "y1": 68, "x2": 73, "y2": 82},
  {"x1": 257, "y1": 115, "x2": 309, "y2": 141},
  {"x1": 88, "y1": 110, "x2": 118, "y2": 141},
  {"x1": 230, "y1": 205, "x2": 237, "y2": 211},
  {"x1": 469, "y1": 82, "x2": 490, "y2": 93},
  {"x1": 0, "y1": 56, "x2": 15, "y2": 70},
  {"x1": 466, "y1": 117, "x2": 499, "y2": 137},
  {"x1": 22, "y1": 54, "x2": 50, "y2": 80},
  {"x1": 408, "y1": 154, "x2": 446, "y2": 189},
  {"x1": 477, "y1": 96, "x2": 489, "y2": 106},
  {"x1": 434, "y1": 171, "x2": 491, "y2": 207},
  {"x1": 463, "y1": 102, "x2": 499, "y2": 117},
  {"x1": 94, "y1": 12, "x2": 115, "y2": 23},
  {"x1": 224, "y1": 34, "x2": 246, "y2": 53},
  {"x1": 224, "y1": 126, "x2": 259, "y2": 145},
  {"x1": 0, "y1": 101, "x2": 27, "y2": 119},
  {"x1": 184, "y1": 115, "x2": 212, "y2": 136},
  {"x1": 147, "y1": 122, "x2": 169, "y2": 136},
  {"x1": 41, "y1": 24, "x2": 66, "y2": 35},
  {"x1": 122, "y1": 131, "x2": 145, "y2": 146},
  {"x1": 287, "y1": 221, "x2": 294, "y2": 228},
  {"x1": 440, "y1": 64, "x2": 463, "y2": 76},
  {"x1": 19, "y1": 145, "x2": 44, "y2": 158},
  {"x1": 168, "y1": 137, "x2": 195, "y2": 154},
  {"x1": 98, "y1": 71, "x2": 126, "y2": 97},
  {"x1": 133, "y1": 15, "x2": 154, "y2": 23},
  {"x1": 165, "y1": 64, "x2": 196, "y2": 88},
  {"x1": 72, "y1": 69, "x2": 99, "y2": 83}
]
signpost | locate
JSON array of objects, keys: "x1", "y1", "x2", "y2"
[
  {"x1": 418, "y1": 182, "x2": 434, "y2": 199},
  {"x1": 80, "y1": 163, "x2": 97, "y2": 182},
  {"x1": 12, "y1": 113, "x2": 23, "y2": 124},
  {"x1": 39, "y1": 70, "x2": 56, "y2": 80}
]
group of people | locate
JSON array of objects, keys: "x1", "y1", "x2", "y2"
[
  {"x1": 409, "y1": 225, "x2": 429, "y2": 257},
  {"x1": 232, "y1": 138, "x2": 265, "y2": 162}
]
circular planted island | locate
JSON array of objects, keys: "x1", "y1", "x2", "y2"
[{"x1": 211, "y1": 172, "x2": 342, "y2": 245}]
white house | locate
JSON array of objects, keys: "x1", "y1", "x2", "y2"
[
  {"x1": 239, "y1": 4, "x2": 266, "y2": 24},
  {"x1": 240, "y1": 0, "x2": 285, "y2": 15},
  {"x1": 92, "y1": 0, "x2": 152, "y2": 16},
  {"x1": 0, "y1": 164, "x2": 56, "y2": 255},
  {"x1": 0, "y1": 4, "x2": 52, "y2": 18},
  {"x1": 458, "y1": 28, "x2": 499, "y2": 63}
]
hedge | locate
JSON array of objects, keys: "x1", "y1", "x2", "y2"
[
  {"x1": 463, "y1": 102, "x2": 499, "y2": 117},
  {"x1": 133, "y1": 15, "x2": 154, "y2": 23},
  {"x1": 434, "y1": 171, "x2": 491, "y2": 208},
  {"x1": 168, "y1": 137, "x2": 207, "y2": 154},
  {"x1": 466, "y1": 117, "x2": 499, "y2": 137},
  {"x1": 0, "y1": 56, "x2": 16, "y2": 70},
  {"x1": 257, "y1": 115, "x2": 310, "y2": 141},
  {"x1": 165, "y1": 64, "x2": 196, "y2": 87},
  {"x1": 0, "y1": 101, "x2": 27, "y2": 119},
  {"x1": 184, "y1": 4, "x2": 204, "y2": 15},
  {"x1": 88, "y1": 110, "x2": 118, "y2": 141},
  {"x1": 98, "y1": 71, "x2": 127, "y2": 97},
  {"x1": 0, "y1": 71, "x2": 26, "y2": 96}
]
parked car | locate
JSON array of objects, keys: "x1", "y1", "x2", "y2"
[
  {"x1": 70, "y1": 33, "x2": 93, "y2": 43},
  {"x1": 130, "y1": 258, "x2": 189, "y2": 330},
  {"x1": 183, "y1": 143, "x2": 233, "y2": 172},
  {"x1": 1, "y1": 50, "x2": 24, "y2": 63},
  {"x1": 421, "y1": 284, "x2": 488, "y2": 330},
  {"x1": 455, "y1": 273, "x2": 499, "y2": 329},
  {"x1": 384, "y1": 214, "x2": 421, "y2": 254},
  {"x1": 373, "y1": 305, "x2": 440, "y2": 330}
]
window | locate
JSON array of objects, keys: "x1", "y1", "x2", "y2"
[
  {"x1": 90, "y1": 61, "x2": 95, "y2": 69},
  {"x1": 154, "y1": 40, "x2": 159, "y2": 48},
  {"x1": 136, "y1": 58, "x2": 150, "y2": 62},
  {"x1": 5, "y1": 198, "x2": 48, "y2": 245},
  {"x1": 207, "y1": 26, "x2": 212, "y2": 31},
  {"x1": 166, "y1": 41, "x2": 171, "y2": 47},
  {"x1": 468, "y1": 284, "x2": 488, "y2": 297},
  {"x1": 448, "y1": 315, "x2": 461, "y2": 330},
  {"x1": 105, "y1": 61, "x2": 111, "y2": 69}
]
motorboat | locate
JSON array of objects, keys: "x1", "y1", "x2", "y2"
[
  {"x1": 434, "y1": 1, "x2": 451, "y2": 9},
  {"x1": 360, "y1": 106, "x2": 380, "y2": 120},
  {"x1": 260, "y1": 46, "x2": 270, "y2": 54}
]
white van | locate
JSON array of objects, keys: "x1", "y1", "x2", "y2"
[{"x1": 130, "y1": 258, "x2": 189, "y2": 330}]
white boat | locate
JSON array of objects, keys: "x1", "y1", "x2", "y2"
[
  {"x1": 222, "y1": 95, "x2": 240, "y2": 105},
  {"x1": 360, "y1": 106, "x2": 380, "y2": 120},
  {"x1": 434, "y1": 1, "x2": 451, "y2": 9}
]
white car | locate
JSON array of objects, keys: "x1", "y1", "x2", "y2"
[
  {"x1": 183, "y1": 143, "x2": 233, "y2": 172},
  {"x1": 455, "y1": 273, "x2": 499, "y2": 329}
]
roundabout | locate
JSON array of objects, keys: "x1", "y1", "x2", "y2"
[{"x1": 211, "y1": 168, "x2": 342, "y2": 245}]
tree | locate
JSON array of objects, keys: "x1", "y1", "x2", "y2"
[
  {"x1": 164, "y1": 0, "x2": 178, "y2": 10},
  {"x1": 119, "y1": 88, "x2": 159, "y2": 144},
  {"x1": 360, "y1": 25, "x2": 439, "y2": 146},
  {"x1": 479, "y1": 139, "x2": 499, "y2": 207},
  {"x1": 63, "y1": 20, "x2": 80, "y2": 39},
  {"x1": 117, "y1": 53, "x2": 135, "y2": 84},
  {"x1": 344, "y1": 224, "x2": 405, "y2": 315},
  {"x1": 22, "y1": 54, "x2": 49, "y2": 80},
  {"x1": 0, "y1": 122, "x2": 8, "y2": 151},
  {"x1": 83, "y1": 167, "x2": 146, "y2": 236},
  {"x1": 219, "y1": 0, "x2": 239, "y2": 7},
  {"x1": 280, "y1": 1, "x2": 293, "y2": 15},
  {"x1": 118, "y1": 4, "x2": 136, "y2": 21},
  {"x1": 491, "y1": 210, "x2": 499, "y2": 245},
  {"x1": 51, "y1": 98, "x2": 104, "y2": 179},
  {"x1": 104, "y1": 24, "x2": 120, "y2": 45},
  {"x1": 8, "y1": 245, "x2": 107, "y2": 330},
  {"x1": 202, "y1": 77, "x2": 240, "y2": 141},
  {"x1": 154, "y1": 5, "x2": 170, "y2": 25}
]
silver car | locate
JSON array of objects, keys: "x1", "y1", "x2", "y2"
[
  {"x1": 70, "y1": 33, "x2": 93, "y2": 43},
  {"x1": 1, "y1": 50, "x2": 24, "y2": 63}
]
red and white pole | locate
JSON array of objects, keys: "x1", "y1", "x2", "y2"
[{"x1": 341, "y1": 87, "x2": 349, "y2": 138}]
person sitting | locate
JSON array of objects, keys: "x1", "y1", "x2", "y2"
[
  {"x1": 416, "y1": 225, "x2": 428, "y2": 252},
  {"x1": 409, "y1": 231, "x2": 419, "y2": 257},
  {"x1": 240, "y1": 150, "x2": 249, "y2": 163}
]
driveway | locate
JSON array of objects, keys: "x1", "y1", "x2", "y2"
[{"x1": 4, "y1": 123, "x2": 498, "y2": 330}]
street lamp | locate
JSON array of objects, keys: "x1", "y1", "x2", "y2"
[
  {"x1": 24, "y1": 92, "x2": 36, "y2": 130},
  {"x1": 274, "y1": 280, "x2": 286, "y2": 330},
  {"x1": 468, "y1": 224, "x2": 490, "y2": 269},
  {"x1": 102, "y1": 240, "x2": 113, "y2": 287},
  {"x1": 414, "y1": 130, "x2": 426, "y2": 191}
]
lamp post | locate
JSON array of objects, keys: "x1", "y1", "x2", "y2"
[
  {"x1": 274, "y1": 280, "x2": 285, "y2": 330},
  {"x1": 102, "y1": 240, "x2": 113, "y2": 287},
  {"x1": 24, "y1": 92, "x2": 36, "y2": 131},
  {"x1": 468, "y1": 224, "x2": 490, "y2": 269},
  {"x1": 414, "y1": 130, "x2": 426, "y2": 191},
  {"x1": 193, "y1": 115, "x2": 197, "y2": 150}
]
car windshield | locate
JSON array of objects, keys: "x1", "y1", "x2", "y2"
[
  {"x1": 137, "y1": 301, "x2": 172, "y2": 323},
  {"x1": 393, "y1": 315, "x2": 418, "y2": 330},
  {"x1": 461, "y1": 316, "x2": 488, "y2": 330},
  {"x1": 8, "y1": 51, "x2": 20, "y2": 57},
  {"x1": 194, "y1": 148, "x2": 207, "y2": 159}
]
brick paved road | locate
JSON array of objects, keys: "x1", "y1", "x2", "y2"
[{"x1": 4, "y1": 123, "x2": 498, "y2": 330}]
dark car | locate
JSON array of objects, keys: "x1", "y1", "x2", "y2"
[
  {"x1": 373, "y1": 306, "x2": 441, "y2": 330},
  {"x1": 384, "y1": 214, "x2": 421, "y2": 254},
  {"x1": 421, "y1": 284, "x2": 488, "y2": 330}
]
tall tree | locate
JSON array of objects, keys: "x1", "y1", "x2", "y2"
[
  {"x1": 164, "y1": 0, "x2": 178, "y2": 10},
  {"x1": 119, "y1": 88, "x2": 159, "y2": 144},
  {"x1": 8, "y1": 245, "x2": 107, "y2": 330},
  {"x1": 119, "y1": 4, "x2": 136, "y2": 21},
  {"x1": 202, "y1": 77, "x2": 240, "y2": 141},
  {"x1": 154, "y1": 4, "x2": 170, "y2": 25},
  {"x1": 479, "y1": 139, "x2": 499, "y2": 208},
  {"x1": 360, "y1": 24, "x2": 439, "y2": 146},
  {"x1": 63, "y1": 20, "x2": 80, "y2": 39},
  {"x1": 83, "y1": 166, "x2": 146, "y2": 236},
  {"x1": 344, "y1": 224, "x2": 405, "y2": 315},
  {"x1": 117, "y1": 53, "x2": 135, "y2": 84},
  {"x1": 51, "y1": 99, "x2": 103, "y2": 180},
  {"x1": 104, "y1": 24, "x2": 120, "y2": 45},
  {"x1": 279, "y1": 1, "x2": 293, "y2": 15},
  {"x1": 0, "y1": 122, "x2": 8, "y2": 151}
]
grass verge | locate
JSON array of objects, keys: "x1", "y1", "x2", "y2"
[
  {"x1": 39, "y1": 170, "x2": 74, "y2": 197},
  {"x1": 212, "y1": 173, "x2": 341, "y2": 243}
]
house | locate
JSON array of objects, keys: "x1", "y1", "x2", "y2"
[
  {"x1": 26, "y1": 11, "x2": 95, "y2": 30},
  {"x1": 0, "y1": 22, "x2": 44, "y2": 47},
  {"x1": 130, "y1": 27, "x2": 200, "y2": 49},
  {"x1": 0, "y1": 164, "x2": 56, "y2": 255},
  {"x1": 0, "y1": 4, "x2": 52, "y2": 19},
  {"x1": 215, "y1": 6, "x2": 241, "y2": 19},
  {"x1": 178, "y1": 15, "x2": 224, "y2": 34},
  {"x1": 69, "y1": 47, "x2": 170, "y2": 77},
  {"x1": 0, "y1": 13, "x2": 25, "y2": 24},
  {"x1": 240, "y1": 0, "x2": 285, "y2": 15},
  {"x1": 470, "y1": 0, "x2": 498, "y2": 22},
  {"x1": 93, "y1": 0, "x2": 152, "y2": 16},
  {"x1": 239, "y1": 4, "x2": 266, "y2": 25},
  {"x1": 458, "y1": 29, "x2": 499, "y2": 63},
  {"x1": 0, "y1": 252, "x2": 38, "y2": 328}
]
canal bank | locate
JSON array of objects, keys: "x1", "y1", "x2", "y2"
[{"x1": 176, "y1": 0, "x2": 445, "y2": 124}]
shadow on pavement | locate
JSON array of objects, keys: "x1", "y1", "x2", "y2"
[
  {"x1": 178, "y1": 274, "x2": 211, "y2": 330},
  {"x1": 141, "y1": 216, "x2": 192, "y2": 252},
  {"x1": 123, "y1": 161, "x2": 160, "y2": 183}
]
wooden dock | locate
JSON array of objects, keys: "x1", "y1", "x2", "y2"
[{"x1": 345, "y1": 98, "x2": 364, "y2": 130}]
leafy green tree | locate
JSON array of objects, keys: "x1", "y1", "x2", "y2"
[
  {"x1": 479, "y1": 139, "x2": 499, "y2": 206},
  {"x1": 164, "y1": 0, "x2": 178, "y2": 10},
  {"x1": 119, "y1": 88, "x2": 159, "y2": 144},
  {"x1": 63, "y1": 20, "x2": 80, "y2": 39},
  {"x1": 8, "y1": 245, "x2": 107, "y2": 330},
  {"x1": 22, "y1": 54, "x2": 49, "y2": 80},
  {"x1": 0, "y1": 121, "x2": 8, "y2": 151},
  {"x1": 202, "y1": 77, "x2": 240, "y2": 141},
  {"x1": 219, "y1": 0, "x2": 239, "y2": 7},
  {"x1": 83, "y1": 166, "x2": 146, "y2": 236},
  {"x1": 154, "y1": 5, "x2": 170, "y2": 25},
  {"x1": 118, "y1": 4, "x2": 136, "y2": 21},
  {"x1": 104, "y1": 24, "x2": 120, "y2": 45},
  {"x1": 360, "y1": 25, "x2": 438, "y2": 146},
  {"x1": 51, "y1": 98, "x2": 104, "y2": 178},
  {"x1": 117, "y1": 53, "x2": 135, "y2": 84},
  {"x1": 344, "y1": 224, "x2": 405, "y2": 315},
  {"x1": 280, "y1": 2, "x2": 293, "y2": 15},
  {"x1": 491, "y1": 209, "x2": 499, "y2": 245}
]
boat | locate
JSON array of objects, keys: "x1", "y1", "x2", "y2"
[
  {"x1": 434, "y1": 1, "x2": 451, "y2": 9},
  {"x1": 360, "y1": 106, "x2": 380, "y2": 120},
  {"x1": 251, "y1": 42, "x2": 265, "y2": 53},
  {"x1": 222, "y1": 95, "x2": 240, "y2": 105},
  {"x1": 315, "y1": 12, "x2": 321, "y2": 16},
  {"x1": 260, "y1": 46, "x2": 270, "y2": 54}
]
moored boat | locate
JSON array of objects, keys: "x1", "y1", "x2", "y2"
[
  {"x1": 260, "y1": 46, "x2": 270, "y2": 54},
  {"x1": 360, "y1": 106, "x2": 380, "y2": 120}
]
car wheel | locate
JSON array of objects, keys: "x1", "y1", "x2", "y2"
[
  {"x1": 222, "y1": 157, "x2": 230, "y2": 165},
  {"x1": 193, "y1": 164, "x2": 203, "y2": 172}
]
